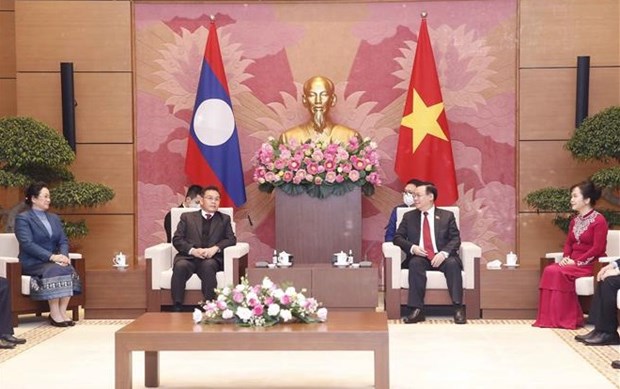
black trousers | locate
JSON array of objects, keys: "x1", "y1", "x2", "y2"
[
  {"x1": 407, "y1": 255, "x2": 463, "y2": 309},
  {"x1": 0, "y1": 277, "x2": 14, "y2": 335},
  {"x1": 592, "y1": 274, "x2": 620, "y2": 334},
  {"x1": 171, "y1": 257, "x2": 220, "y2": 305}
]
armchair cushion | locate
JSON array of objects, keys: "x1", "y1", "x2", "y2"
[
  {"x1": 0, "y1": 233, "x2": 82, "y2": 295},
  {"x1": 545, "y1": 230, "x2": 620, "y2": 297}
]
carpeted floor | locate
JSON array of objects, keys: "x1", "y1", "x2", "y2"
[{"x1": 0, "y1": 317, "x2": 618, "y2": 388}]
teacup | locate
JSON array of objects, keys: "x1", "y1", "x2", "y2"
[
  {"x1": 277, "y1": 251, "x2": 291, "y2": 265},
  {"x1": 334, "y1": 251, "x2": 348, "y2": 266},
  {"x1": 113, "y1": 252, "x2": 127, "y2": 267},
  {"x1": 506, "y1": 252, "x2": 518, "y2": 266}
]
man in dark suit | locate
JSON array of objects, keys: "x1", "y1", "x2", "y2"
[
  {"x1": 0, "y1": 277, "x2": 27, "y2": 349},
  {"x1": 575, "y1": 258, "x2": 620, "y2": 370},
  {"x1": 393, "y1": 183, "x2": 466, "y2": 324},
  {"x1": 164, "y1": 184, "x2": 203, "y2": 243},
  {"x1": 171, "y1": 185, "x2": 236, "y2": 311}
]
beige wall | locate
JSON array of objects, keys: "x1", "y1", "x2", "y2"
[
  {"x1": 12, "y1": 0, "x2": 133, "y2": 269},
  {"x1": 518, "y1": 0, "x2": 620, "y2": 267},
  {"x1": 3, "y1": 0, "x2": 619, "y2": 269}
]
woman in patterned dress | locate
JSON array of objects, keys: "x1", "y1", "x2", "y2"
[{"x1": 534, "y1": 181, "x2": 608, "y2": 329}]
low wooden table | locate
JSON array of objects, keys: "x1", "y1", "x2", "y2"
[
  {"x1": 481, "y1": 267, "x2": 539, "y2": 319},
  {"x1": 85, "y1": 266, "x2": 146, "y2": 319},
  {"x1": 247, "y1": 264, "x2": 378, "y2": 310},
  {"x1": 115, "y1": 311, "x2": 389, "y2": 389}
]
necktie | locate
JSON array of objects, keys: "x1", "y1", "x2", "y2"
[{"x1": 423, "y1": 212, "x2": 435, "y2": 259}]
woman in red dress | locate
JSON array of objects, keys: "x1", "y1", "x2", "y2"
[{"x1": 534, "y1": 181, "x2": 608, "y2": 329}]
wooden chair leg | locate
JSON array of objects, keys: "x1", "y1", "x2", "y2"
[
  {"x1": 72, "y1": 307, "x2": 79, "y2": 321},
  {"x1": 11, "y1": 313, "x2": 19, "y2": 328}
]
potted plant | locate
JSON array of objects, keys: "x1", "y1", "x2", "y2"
[
  {"x1": 0, "y1": 116, "x2": 115, "y2": 240},
  {"x1": 525, "y1": 106, "x2": 620, "y2": 232}
]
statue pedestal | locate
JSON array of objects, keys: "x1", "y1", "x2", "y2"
[{"x1": 275, "y1": 188, "x2": 362, "y2": 265}]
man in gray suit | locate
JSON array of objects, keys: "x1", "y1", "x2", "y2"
[
  {"x1": 393, "y1": 183, "x2": 465, "y2": 324},
  {"x1": 171, "y1": 186, "x2": 236, "y2": 311}
]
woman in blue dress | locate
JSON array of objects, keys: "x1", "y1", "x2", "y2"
[{"x1": 15, "y1": 182, "x2": 81, "y2": 327}]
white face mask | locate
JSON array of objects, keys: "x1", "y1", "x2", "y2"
[{"x1": 403, "y1": 193, "x2": 414, "y2": 207}]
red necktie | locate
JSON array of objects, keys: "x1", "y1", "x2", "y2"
[{"x1": 423, "y1": 212, "x2": 435, "y2": 259}]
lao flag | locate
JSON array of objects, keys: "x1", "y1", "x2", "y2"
[
  {"x1": 394, "y1": 15, "x2": 458, "y2": 206},
  {"x1": 185, "y1": 21, "x2": 247, "y2": 207}
]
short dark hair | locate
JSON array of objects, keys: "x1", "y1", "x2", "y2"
[
  {"x1": 25, "y1": 182, "x2": 48, "y2": 206},
  {"x1": 185, "y1": 185, "x2": 203, "y2": 199},
  {"x1": 422, "y1": 183, "x2": 438, "y2": 202},
  {"x1": 201, "y1": 185, "x2": 221, "y2": 197},
  {"x1": 406, "y1": 178, "x2": 426, "y2": 187},
  {"x1": 570, "y1": 180, "x2": 602, "y2": 206}
]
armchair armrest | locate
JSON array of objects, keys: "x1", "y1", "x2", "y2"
[
  {"x1": 599, "y1": 257, "x2": 619, "y2": 263},
  {"x1": 0, "y1": 256, "x2": 18, "y2": 278},
  {"x1": 382, "y1": 242, "x2": 404, "y2": 290},
  {"x1": 145, "y1": 243, "x2": 173, "y2": 290},
  {"x1": 460, "y1": 241, "x2": 481, "y2": 289},
  {"x1": 223, "y1": 242, "x2": 250, "y2": 286}
]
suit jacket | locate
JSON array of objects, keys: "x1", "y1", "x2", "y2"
[
  {"x1": 393, "y1": 207, "x2": 462, "y2": 267},
  {"x1": 164, "y1": 203, "x2": 183, "y2": 243},
  {"x1": 15, "y1": 209, "x2": 69, "y2": 271},
  {"x1": 172, "y1": 210, "x2": 236, "y2": 266}
]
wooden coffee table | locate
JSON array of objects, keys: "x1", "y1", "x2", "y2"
[{"x1": 115, "y1": 311, "x2": 389, "y2": 388}]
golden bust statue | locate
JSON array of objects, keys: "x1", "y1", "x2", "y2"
[{"x1": 279, "y1": 76, "x2": 362, "y2": 145}]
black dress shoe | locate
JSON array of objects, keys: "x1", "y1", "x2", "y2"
[
  {"x1": 574, "y1": 329, "x2": 598, "y2": 343},
  {"x1": 1, "y1": 334, "x2": 26, "y2": 345},
  {"x1": 612, "y1": 360, "x2": 620, "y2": 369},
  {"x1": 454, "y1": 305, "x2": 467, "y2": 324},
  {"x1": 402, "y1": 308, "x2": 425, "y2": 324},
  {"x1": 583, "y1": 331, "x2": 620, "y2": 346},
  {"x1": 64, "y1": 320, "x2": 76, "y2": 327},
  {"x1": 0, "y1": 338, "x2": 16, "y2": 349},
  {"x1": 49, "y1": 316, "x2": 69, "y2": 328}
]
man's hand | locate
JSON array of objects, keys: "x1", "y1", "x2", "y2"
[
  {"x1": 191, "y1": 248, "x2": 208, "y2": 259},
  {"x1": 597, "y1": 263, "x2": 620, "y2": 281},
  {"x1": 203, "y1": 246, "x2": 219, "y2": 259},
  {"x1": 558, "y1": 257, "x2": 575, "y2": 267},
  {"x1": 410, "y1": 245, "x2": 427, "y2": 257},
  {"x1": 430, "y1": 252, "x2": 446, "y2": 268}
]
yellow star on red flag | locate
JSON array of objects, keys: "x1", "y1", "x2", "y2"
[{"x1": 400, "y1": 89, "x2": 447, "y2": 153}]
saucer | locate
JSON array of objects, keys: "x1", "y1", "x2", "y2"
[
  {"x1": 502, "y1": 263, "x2": 519, "y2": 268},
  {"x1": 113, "y1": 264, "x2": 129, "y2": 268},
  {"x1": 334, "y1": 263, "x2": 349, "y2": 268},
  {"x1": 277, "y1": 263, "x2": 292, "y2": 268}
]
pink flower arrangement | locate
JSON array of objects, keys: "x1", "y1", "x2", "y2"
[
  {"x1": 196, "y1": 277, "x2": 328, "y2": 327},
  {"x1": 252, "y1": 136, "x2": 382, "y2": 198}
]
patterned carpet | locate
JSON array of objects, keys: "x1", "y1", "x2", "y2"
[
  {"x1": 2, "y1": 318, "x2": 618, "y2": 387},
  {"x1": 554, "y1": 327, "x2": 620, "y2": 386},
  {"x1": 0, "y1": 319, "x2": 132, "y2": 363}
]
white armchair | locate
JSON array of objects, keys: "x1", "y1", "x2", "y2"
[
  {"x1": 0, "y1": 233, "x2": 85, "y2": 327},
  {"x1": 382, "y1": 207, "x2": 482, "y2": 320},
  {"x1": 144, "y1": 207, "x2": 249, "y2": 311},
  {"x1": 543, "y1": 230, "x2": 620, "y2": 311}
]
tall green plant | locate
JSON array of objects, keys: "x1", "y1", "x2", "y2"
[
  {"x1": 0, "y1": 116, "x2": 115, "y2": 239},
  {"x1": 525, "y1": 106, "x2": 620, "y2": 233}
]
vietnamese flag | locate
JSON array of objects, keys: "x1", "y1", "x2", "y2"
[
  {"x1": 394, "y1": 15, "x2": 458, "y2": 206},
  {"x1": 185, "y1": 20, "x2": 247, "y2": 207}
]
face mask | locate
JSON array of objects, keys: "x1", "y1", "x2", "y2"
[
  {"x1": 189, "y1": 202, "x2": 201, "y2": 209},
  {"x1": 403, "y1": 193, "x2": 414, "y2": 206}
]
